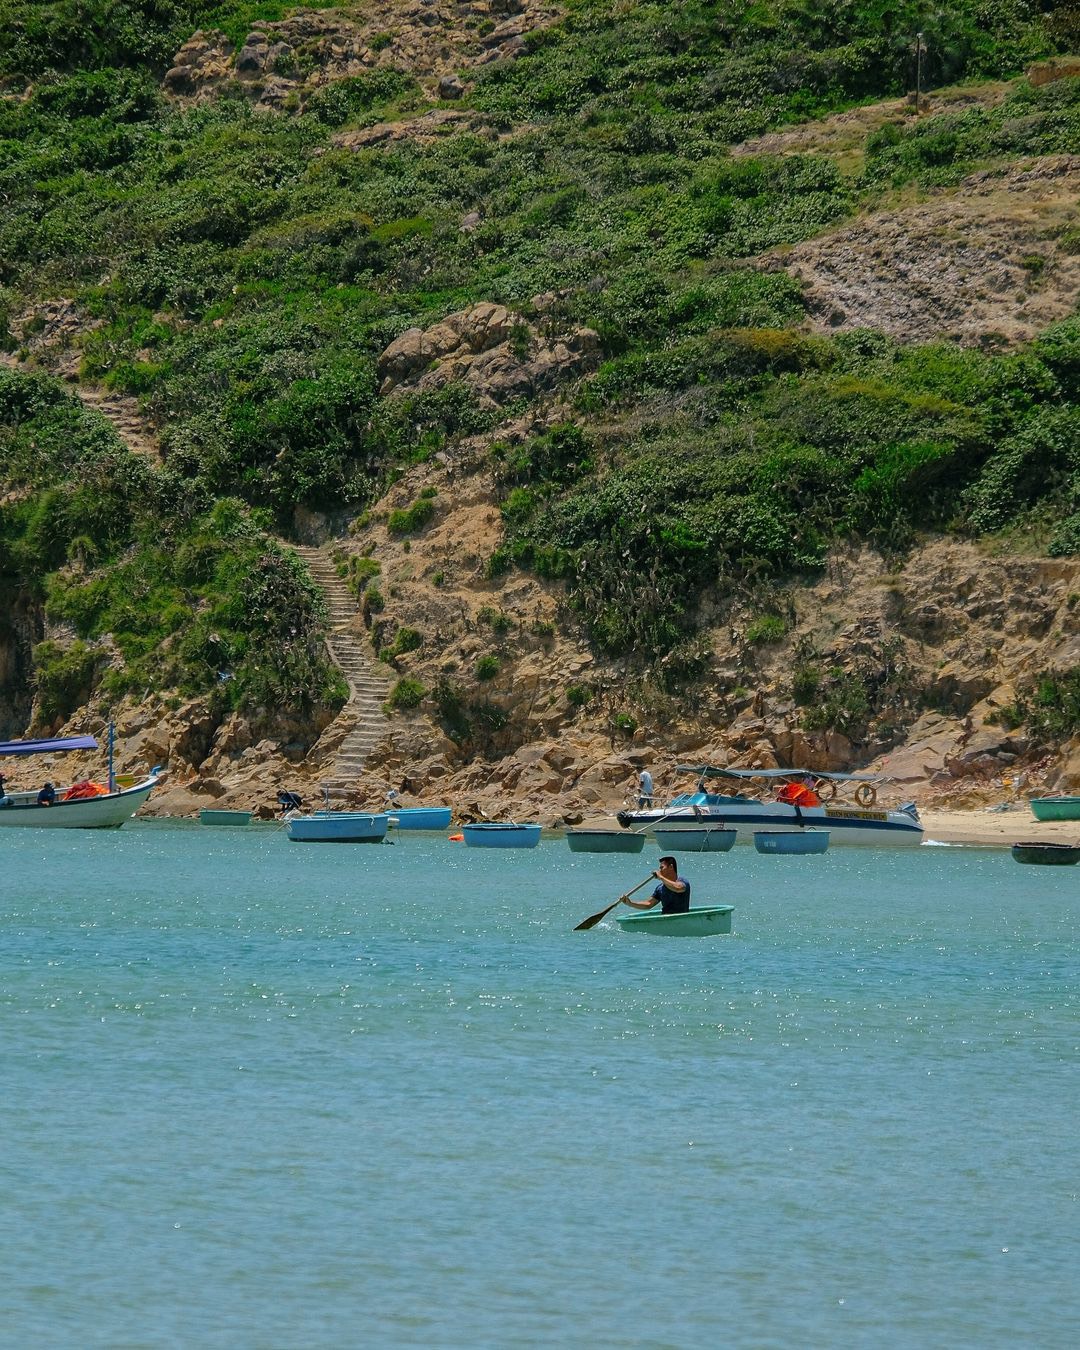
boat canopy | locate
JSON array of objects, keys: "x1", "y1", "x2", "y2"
[
  {"x1": 675, "y1": 764, "x2": 884, "y2": 784},
  {"x1": 0, "y1": 735, "x2": 99, "y2": 757}
]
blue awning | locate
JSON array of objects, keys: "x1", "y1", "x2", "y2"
[{"x1": 0, "y1": 735, "x2": 99, "y2": 757}]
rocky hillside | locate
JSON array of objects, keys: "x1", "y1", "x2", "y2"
[{"x1": 3, "y1": 1, "x2": 1080, "y2": 818}]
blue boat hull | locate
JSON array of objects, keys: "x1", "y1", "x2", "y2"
[
  {"x1": 286, "y1": 811, "x2": 390, "y2": 843},
  {"x1": 462, "y1": 823, "x2": 541, "y2": 849},
  {"x1": 654, "y1": 827, "x2": 736, "y2": 853},
  {"x1": 754, "y1": 829, "x2": 830, "y2": 854},
  {"x1": 566, "y1": 829, "x2": 645, "y2": 853},
  {"x1": 390, "y1": 807, "x2": 453, "y2": 831}
]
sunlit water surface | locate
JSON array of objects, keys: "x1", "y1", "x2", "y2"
[{"x1": 1, "y1": 823, "x2": 1076, "y2": 1347}]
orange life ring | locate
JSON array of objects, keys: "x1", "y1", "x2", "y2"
[
  {"x1": 854, "y1": 783, "x2": 877, "y2": 807},
  {"x1": 819, "y1": 779, "x2": 838, "y2": 801}
]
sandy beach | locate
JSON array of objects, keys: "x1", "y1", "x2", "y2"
[{"x1": 918, "y1": 807, "x2": 1080, "y2": 847}]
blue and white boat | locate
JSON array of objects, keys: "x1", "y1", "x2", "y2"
[
  {"x1": 462, "y1": 822, "x2": 541, "y2": 849},
  {"x1": 618, "y1": 765, "x2": 922, "y2": 847},
  {"x1": 285, "y1": 811, "x2": 390, "y2": 843}
]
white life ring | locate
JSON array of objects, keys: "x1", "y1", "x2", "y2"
[{"x1": 854, "y1": 783, "x2": 877, "y2": 807}]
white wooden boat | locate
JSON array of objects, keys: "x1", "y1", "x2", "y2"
[
  {"x1": 618, "y1": 765, "x2": 922, "y2": 847},
  {"x1": 0, "y1": 734, "x2": 159, "y2": 829}
]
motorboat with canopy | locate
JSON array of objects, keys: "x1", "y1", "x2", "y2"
[
  {"x1": 616, "y1": 765, "x2": 922, "y2": 847},
  {"x1": 0, "y1": 732, "x2": 160, "y2": 828}
]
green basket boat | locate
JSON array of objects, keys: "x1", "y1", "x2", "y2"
[
  {"x1": 199, "y1": 809, "x2": 252, "y2": 826},
  {"x1": 616, "y1": 905, "x2": 734, "y2": 937},
  {"x1": 1028, "y1": 796, "x2": 1080, "y2": 822},
  {"x1": 1011, "y1": 841, "x2": 1080, "y2": 865}
]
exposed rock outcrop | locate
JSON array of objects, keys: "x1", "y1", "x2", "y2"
[
  {"x1": 162, "y1": 2, "x2": 563, "y2": 112},
  {"x1": 377, "y1": 301, "x2": 599, "y2": 406}
]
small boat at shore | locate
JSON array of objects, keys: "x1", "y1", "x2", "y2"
[
  {"x1": 565, "y1": 828, "x2": 645, "y2": 854},
  {"x1": 616, "y1": 905, "x2": 734, "y2": 937},
  {"x1": 1028, "y1": 796, "x2": 1080, "y2": 822},
  {"x1": 1011, "y1": 841, "x2": 1080, "y2": 865},
  {"x1": 286, "y1": 811, "x2": 390, "y2": 843},
  {"x1": 0, "y1": 733, "x2": 159, "y2": 829},
  {"x1": 654, "y1": 826, "x2": 736, "y2": 853},
  {"x1": 199, "y1": 809, "x2": 251, "y2": 827},
  {"x1": 754, "y1": 829, "x2": 830, "y2": 855},
  {"x1": 462, "y1": 822, "x2": 541, "y2": 849}
]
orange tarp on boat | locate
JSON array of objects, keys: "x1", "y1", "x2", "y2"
[{"x1": 63, "y1": 780, "x2": 110, "y2": 800}]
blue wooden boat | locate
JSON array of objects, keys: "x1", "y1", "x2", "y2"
[
  {"x1": 654, "y1": 827, "x2": 736, "y2": 853},
  {"x1": 754, "y1": 829, "x2": 830, "y2": 855},
  {"x1": 462, "y1": 822, "x2": 541, "y2": 849},
  {"x1": 1011, "y1": 841, "x2": 1080, "y2": 865},
  {"x1": 616, "y1": 905, "x2": 734, "y2": 937},
  {"x1": 286, "y1": 811, "x2": 390, "y2": 843},
  {"x1": 199, "y1": 809, "x2": 251, "y2": 826},
  {"x1": 388, "y1": 806, "x2": 452, "y2": 831},
  {"x1": 566, "y1": 828, "x2": 645, "y2": 854}
]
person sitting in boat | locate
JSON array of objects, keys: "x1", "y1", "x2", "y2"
[
  {"x1": 776, "y1": 777, "x2": 821, "y2": 808},
  {"x1": 621, "y1": 856, "x2": 691, "y2": 914},
  {"x1": 37, "y1": 781, "x2": 57, "y2": 807}
]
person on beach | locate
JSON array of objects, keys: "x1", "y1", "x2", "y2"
[
  {"x1": 622, "y1": 856, "x2": 691, "y2": 914},
  {"x1": 638, "y1": 768, "x2": 654, "y2": 809}
]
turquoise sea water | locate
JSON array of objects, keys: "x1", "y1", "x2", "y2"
[{"x1": 1, "y1": 823, "x2": 1077, "y2": 1348}]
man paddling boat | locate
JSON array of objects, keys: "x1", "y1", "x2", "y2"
[{"x1": 622, "y1": 856, "x2": 691, "y2": 914}]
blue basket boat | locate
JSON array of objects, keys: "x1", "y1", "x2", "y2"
[
  {"x1": 199, "y1": 809, "x2": 251, "y2": 827},
  {"x1": 654, "y1": 827, "x2": 736, "y2": 853},
  {"x1": 566, "y1": 828, "x2": 645, "y2": 854},
  {"x1": 462, "y1": 822, "x2": 542, "y2": 849},
  {"x1": 754, "y1": 829, "x2": 830, "y2": 855},
  {"x1": 1011, "y1": 841, "x2": 1080, "y2": 865},
  {"x1": 616, "y1": 905, "x2": 734, "y2": 937},
  {"x1": 389, "y1": 806, "x2": 453, "y2": 831},
  {"x1": 286, "y1": 811, "x2": 390, "y2": 843}
]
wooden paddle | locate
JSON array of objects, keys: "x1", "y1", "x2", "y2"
[{"x1": 574, "y1": 875, "x2": 653, "y2": 931}]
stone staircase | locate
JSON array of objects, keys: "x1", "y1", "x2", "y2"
[{"x1": 292, "y1": 544, "x2": 390, "y2": 797}]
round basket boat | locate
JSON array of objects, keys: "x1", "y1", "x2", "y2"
[
  {"x1": 1011, "y1": 841, "x2": 1080, "y2": 865},
  {"x1": 565, "y1": 828, "x2": 645, "y2": 854},
  {"x1": 1028, "y1": 796, "x2": 1080, "y2": 822},
  {"x1": 616, "y1": 905, "x2": 734, "y2": 937},
  {"x1": 199, "y1": 808, "x2": 251, "y2": 827},
  {"x1": 462, "y1": 822, "x2": 542, "y2": 849},
  {"x1": 754, "y1": 829, "x2": 830, "y2": 855},
  {"x1": 653, "y1": 827, "x2": 736, "y2": 853}
]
